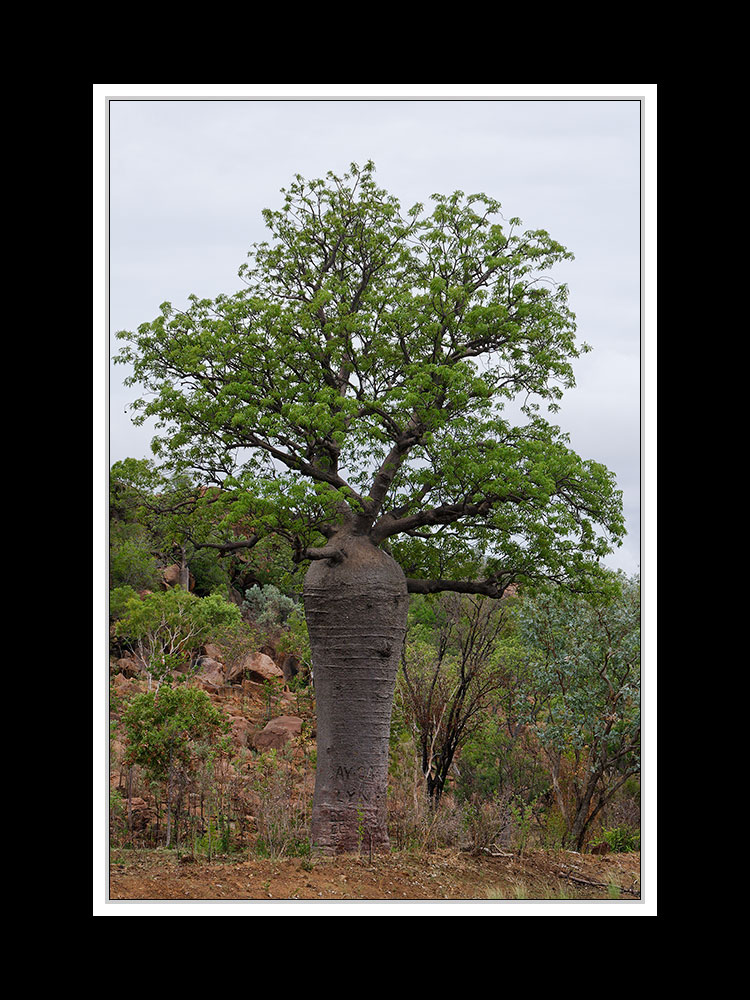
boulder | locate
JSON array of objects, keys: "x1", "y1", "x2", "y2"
[
  {"x1": 160, "y1": 564, "x2": 195, "y2": 591},
  {"x1": 196, "y1": 678, "x2": 222, "y2": 693},
  {"x1": 195, "y1": 656, "x2": 225, "y2": 683},
  {"x1": 227, "y1": 652, "x2": 284, "y2": 685},
  {"x1": 112, "y1": 672, "x2": 133, "y2": 693},
  {"x1": 228, "y1": 716, "x2": 253, "y2": 747},
  {"x1": 114, "y1": 657, "x2": 140, "y2": 678},
  {"x1": 253, "y1": 715, "x2": 303, "y2": 750},
  {"x1": 276, "y1": 652, "x2": 301, "y2": 684},
  {"x1": 246, "y1": 652, "x2": 284, "y2": 684},
  {"x1": 202, "y1": 643, "x2": 224, "y2": 663},
  {"x1": 111, "y1": 673, "x2": 146, "y2": 696}
]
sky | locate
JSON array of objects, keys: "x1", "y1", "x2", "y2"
[{"x1": 101, "y1": 86, "x2": 651, "y2": 578}]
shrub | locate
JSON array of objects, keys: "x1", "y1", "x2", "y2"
[
  {"x1": 114, "y1": 588, "x2": 242, "y2": 688},
  {"x1": 275, "y1": 605, "x2": 311, "y2": 666},
  {"x1": 188, "y1": 546, "x2": 232, "y2": 597},
  {"x1": 460, "y1": 793, "x2": 513, "y2": 853},
  {"x1": 109, "y1": 524, "x2": 161, "y2": 591},
  {"x1": 242, "y1": 584, "x2": 297, "y2": 628},
  {"x1": 110, "y1": 585, "x2": 139, "y2": 621},
  {"x1": 120, "y1": 686, "x2": 231, "y2": 849},
  {"x1": 195, "y1": 817, "x2": 234, "y2": 857},
  {"x1": 121, "y1": 686, "x2": 231, "y2": 782},
  {"x1": 110, "y1": 788, "x2": 126, "y2": 844},
  {"x1": 249, "y1": 748, "x2": 311, "y2": 858},
  {"x1": 601, "y1": 824, "x2": 640, "y2": 853}
]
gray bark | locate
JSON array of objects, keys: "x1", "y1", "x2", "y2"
[
  {"x1": 303, "y1": 533, "x2": 408, "y2": 854},
  {"x1": 179, "y1": 545, "x2": 190, "y2": 590}
]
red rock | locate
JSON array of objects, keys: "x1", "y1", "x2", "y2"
[
  {"x1": 253, "y1": 715, "x2": 303, "y2": 750},
  {"x1": 227, "y1": 652, "x2": 284, "y2": 685}
]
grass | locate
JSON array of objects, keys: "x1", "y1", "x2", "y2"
[{"x1": 486, "y1": 879, "x2": 575, "y2": 900}]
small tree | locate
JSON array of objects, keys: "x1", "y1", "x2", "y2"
[
  {"x1": 121, "y1": 686, "x2": 230, "y2": 847},
  {"x1": 114, "y1": 588, "x2": 242, "y2": 689},
  {"x1": 517, "y1": 574, "x2": 640, "y2": 850},
  {"x1": 397, "y1": 592, "x2": 513, "y2": 804}
]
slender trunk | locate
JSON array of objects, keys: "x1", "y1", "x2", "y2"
[
  {"x1": 570, "y1": 778, "x2": 599, "y2": 851},
  {"x1": 549, "y1": 753, "x2": 569, "y2": 831},
  {"x1": 165, "y1": 748, "x2": 174, "y2": 848},
  {"x1": 126, "y1": 767, "x2": 133, "y2": 834},
  {"x1": 304, "y1": 534, "x2": 408, "y2": 854},
  {"x1": 179, "y1": 545, "x2": 190, "y2": 591},
  {"x1": 208, "y1": 787, "x2": 212, "y2": 863}
]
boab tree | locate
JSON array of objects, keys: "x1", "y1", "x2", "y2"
[{"x1": 115, "y1": 161, "x2": 624, "y2": 854}]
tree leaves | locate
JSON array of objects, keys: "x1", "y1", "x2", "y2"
[{"x1": 115, "y1": 162, "x2": 625, "y2": 592}]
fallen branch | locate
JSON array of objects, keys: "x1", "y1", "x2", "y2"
[
  {"x1": 480, "y1": 845, "x2": 515, "y2": 858},
  {"x1": 556, "y1": 871, "x2": 640, "y2": 896}
]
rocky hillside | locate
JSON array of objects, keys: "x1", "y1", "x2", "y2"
[{"x1": 110, "y1": 633, "x2": 316, "y2": 853}]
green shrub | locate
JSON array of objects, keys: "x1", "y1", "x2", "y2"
[
  {"x1": 114, "y1": 588, "x2": 242, "y2": 687},
  {"x1": 195, "y1": 817, "x2": 235, "y2": 857},
  {"x1": 601, "y1": 824, "x2": 640, "y2": 852},
  {"x1": 110, "y1": 788, "x2": 126, "y2": 844},
  {"x1": 121, "y1": 686, "x2": 231, "y2": 782},
  {"x1": 242, "y1": 584, "x2": 297, "y2": 628},
  {"x1": 110, "y1": 585, "x2": 139, "y2": 620},
  {"x1": 187, "y1": 546, "x2": 232, "y2": 597},
  {"x1": 541, "y1": 807, "x2": 568, "y2": 850},
  {"x1": 275, "y1": 605, "x2": 311, "y2": 666},
  {"x1": 109, "y1": 524, "x2": 161, "y2": 590}
]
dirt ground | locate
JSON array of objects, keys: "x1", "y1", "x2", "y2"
[{"x1": 108, "y1": 847, "x2": 641, "y2": 903}]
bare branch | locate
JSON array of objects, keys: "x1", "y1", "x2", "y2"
[{"x1": 405, "y1": 577, "x2": 513, "y2": 600}]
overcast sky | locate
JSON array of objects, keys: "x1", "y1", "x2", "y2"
[{"x1": 103, "y1": 87, "x2": 647, "y2": 577}]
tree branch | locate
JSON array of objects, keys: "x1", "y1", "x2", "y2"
[
  {"x1": 405, "y1": 577, "x2": 514, "y2": 600},
  {"x1": 304, "y1": 545, "x2": 346, "y2": 564},
  {"x1": 190, "y1": 536, "x2": 261, "y2": 554},
  {"x1": 372, "y1": 496, "x2": 498, "y2": 542}
]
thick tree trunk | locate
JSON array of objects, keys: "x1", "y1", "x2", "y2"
[{"x1": 303, "y1": 534, "x2": 408, "y2": 855}]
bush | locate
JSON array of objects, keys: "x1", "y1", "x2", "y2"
[
  {"x1": 275, "y1": 605, "x2": 311, "y2": 665},
  {"x1": 188, "y1": 546, "x2": 232, "y2": 597},
  {"x1": 114, "y1": 588, "x2": 242, "y2": 686},
  {"x1": 460, "y1": 793, "x2": 513, "y2": 853},
  {"x1": 195, "y1": 818, "x2": 234, "y2": 857},
  {"x1": 109, "y1": 524, "x2": 161, "y2": 590},
  {"x1": 600, "y1": 825, "x2": 640, "y2": 853},
  {"x1": 242, "y1": 584, "x2": 297, "y2": 629},
  {"x1": 110, "y1": 585, "x2": 139, "y2": 621},
  {"x1": 121, "y1": 686, "x2": 231, "y2": 782},
  {"x1": 110, "y1": 788, "x2": 126, "y2": 844}
]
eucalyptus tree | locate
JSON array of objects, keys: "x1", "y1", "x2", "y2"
[
  {"x1": 517, "y1": 574, "x2": 641, "y2": 851},
  {"x1": 115, "y1": 161, "x2": 624, "y2": 854}
]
